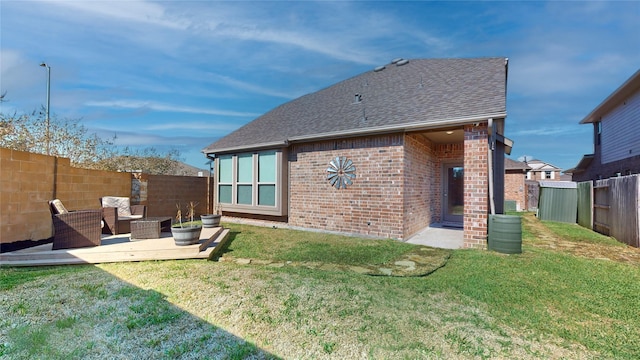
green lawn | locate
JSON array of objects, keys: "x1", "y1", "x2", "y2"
[{"x1": 1, "y1": 215, "x2": 639, "y2": 359}]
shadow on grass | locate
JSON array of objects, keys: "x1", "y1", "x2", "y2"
[
  {"x1": 0, "y1": 264, "x2": 281, "y2": 359},
  {"x1": 209, "y1": 230, "x2": 241, "y2": 261}
]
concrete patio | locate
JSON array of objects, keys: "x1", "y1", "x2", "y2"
[{"x1": 406, "y1": 224, "x2": 464, "y2": 249}]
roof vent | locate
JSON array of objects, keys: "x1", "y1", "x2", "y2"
[
  {"x1": 391, "y1": 58, "x2": 403, "y2": 64},
  {"x1": 396, "y1": 59, "x2": 409, "y2": 66},
  {"x1": 354, "y1": 94, "x2": 362, "y2": 103},
  {"x1": 374, "y1": 65, "x2": 385, "y2": 72}
]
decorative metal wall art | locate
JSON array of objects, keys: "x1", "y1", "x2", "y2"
[{"x1": 327, "y1": 156, "x2": 356, "y2": 189}]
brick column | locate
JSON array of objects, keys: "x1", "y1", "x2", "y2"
[{"x1": 463, "y1": 123, "x2": 489, "y2": 249}]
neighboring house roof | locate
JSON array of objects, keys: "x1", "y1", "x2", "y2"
[
  {"x1": 525, "y1": 159, "x2": 562, "y2": 171},
  {"x1": 580, "y1": 69, "x2": 640, "y2": 124},
  {"x1": 564, "y1": 154, "x2": 594, "y2": 174},
  {"x1": 539, "y1": 181, "x2": 577, "y2": 189},
  {"x1": 505, "y1": 158, "x2": 531, "y2": 171},
  {"x1": 173, "y1": 161, "x2": 209, "y2": 177},
  {"x1": 203, "y1": 57, "x2": 508, "y2": 154}
]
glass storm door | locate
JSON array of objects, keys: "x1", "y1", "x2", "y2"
[{"x1": 443, "y1": 165, "x2": 464, "y2": 224}]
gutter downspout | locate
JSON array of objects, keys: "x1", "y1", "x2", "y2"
[
  {"x1": 487, "y1": 118, "x2": 496, "y2": 215},
  {"x1": 206, "y1": 154, "x2": 216, "y2": 214}
]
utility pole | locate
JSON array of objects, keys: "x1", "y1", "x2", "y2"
[{"x1": 40, "y1": 62, "x2": 51, "y2": 155}]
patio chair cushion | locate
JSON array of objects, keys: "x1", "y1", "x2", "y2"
[
  {"x1": 119, "y1": 214, "x2": 144, "y2": 220},
  {"x1": 101, "y1": 196, "x2": 132, "y2": 217},
  {"x1": 50, "y1": 199, "x2": 69, "y2": 214}
]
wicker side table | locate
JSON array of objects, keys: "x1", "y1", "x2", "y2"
[{"x1": 130, "y1": 217, "x2": 172, "y2": 240}]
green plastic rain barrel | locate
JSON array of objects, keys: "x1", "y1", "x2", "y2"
[{"x1": 488, "y1": 215, "x2": 522, "y2": 254}]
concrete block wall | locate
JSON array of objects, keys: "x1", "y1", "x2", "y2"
[
  {"x1": 288, "y1": 134, "x2": 406, "y2": 239},
  {"x1": 463, "y1": 123, "x2": 489, "y2": 249},
  {"x1": 0, "y1": 148, "x2": 130, "y2": 246}
]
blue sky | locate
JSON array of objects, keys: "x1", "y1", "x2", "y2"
[{"x1": 1, "y1": 1, "x2": 639, "y2": 171}]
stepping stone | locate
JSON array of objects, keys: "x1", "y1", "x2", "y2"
[{"x1": 394, "y1": 260, "x2": 416, "y2": 268}]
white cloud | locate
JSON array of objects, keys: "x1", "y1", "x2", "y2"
[
  {"x1": 145, "y1": 121, "x2": 239, "y2": 132},
  {"x1": 45, "y1": 0, "x2": 190, "y2": 30},
  {"x1": 511, "y1": 126, "x2": 589, "y2": 137},
  {"x1": 206, "y1": 73, "x2": 300, "y2": 99},
  {"x1": 85, "y1": 100, "x2": 259, "y2": 117}
]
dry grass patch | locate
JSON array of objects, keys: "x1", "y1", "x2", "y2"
[{"x1": 521, "y1": 212, "x2": 640, "y2": 265}]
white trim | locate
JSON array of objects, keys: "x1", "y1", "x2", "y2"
[
  {"x1": 203, "y1": 114, "x2": 506, "y2": 154},
  {"x1": 288, "y1": 114, "x2": 506, "y2": 142},
  {"x1": 203, "y1": 141, "x2": 288, "y2": 156},
  {"x1": 215, "y1": 151, "x2": 287, "y2": 217}
]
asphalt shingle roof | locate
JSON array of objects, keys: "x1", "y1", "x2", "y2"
[
  {"x1": 203, "y1": 57, "x2": 508, "y2": 154},
  {"x1": 505, "y1": 158, "x2": 531, "y2": 170}
]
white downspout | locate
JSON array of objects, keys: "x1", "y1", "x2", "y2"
[{"x1": 487, "y1": 118, "x2": 495, "y2": 215}]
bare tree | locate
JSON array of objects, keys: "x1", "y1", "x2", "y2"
[
  {"x1": 92, "y1": 147, "x2": 182, "y2": 175},
  {"x1": 0, "y1": 110, "x2": 182, "y2": 174}
]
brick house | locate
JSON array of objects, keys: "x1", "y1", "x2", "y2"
[
  {"x1": 523, "y1": 159, "x2": 563, "y2": 181},
  {"x1": 202, "y1": 58, "x2": 510, "y2": 248},
  {"x1": 568, "y1": 69, "x2": 640, "y2": 181},
  {"x1": 505, "y1": 158, "x2": 530, "y2": 211}
]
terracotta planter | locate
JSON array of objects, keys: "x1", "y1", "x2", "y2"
[
  {"x1": 171, "y1": 225, "x2": 202, "y2": 246},
  {"x1": 200, "y1": 214, "x2": 221, "y2": 228}
]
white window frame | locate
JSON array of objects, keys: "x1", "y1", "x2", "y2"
[{"x1": 215, "y1": 150, "x2": 287, "y2": 217}]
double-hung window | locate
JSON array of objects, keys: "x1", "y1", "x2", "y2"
[{"x1": 216, "y1": 150, "x2": 286, "y2": 216}]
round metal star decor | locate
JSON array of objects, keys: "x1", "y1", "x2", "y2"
[{"x1": 327, "y1": 156, "x2": 356, "y2": 189}]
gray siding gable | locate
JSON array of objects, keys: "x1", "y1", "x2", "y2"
[
  {"x1": 203, "y1": 57, "x2": 508, "y2": 154},
  {"x1": 602, "y1": 88, "x2": 640, "y2": 163}
]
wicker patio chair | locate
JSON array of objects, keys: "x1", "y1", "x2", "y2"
[
  {"x1": 100, "y1": 196, "x2": 147, "y2": 235},
  {"x1": 49, "y1": 199, "x2": 103, "y2": 250}
]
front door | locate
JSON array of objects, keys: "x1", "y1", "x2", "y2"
[{"x1": 443, "y1": 165, "x2": 464, "y2": 225}]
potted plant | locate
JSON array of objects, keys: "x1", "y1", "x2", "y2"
[
  {"x1": 200, "y1": 202, "x2": 222, "y2": 228},
  {"x1": 171, "y1": 201, "x2": 202, "y2": 246}
]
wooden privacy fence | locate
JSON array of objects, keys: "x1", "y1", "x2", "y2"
[{"x1": 578, "y1": 174, "x2": 640, "y2": 248}]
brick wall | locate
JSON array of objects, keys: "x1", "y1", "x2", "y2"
[
  {"x1": 287, "y1": 133, "x2": 472, "y2": 241},
  {"x1": 403, "y1": 134, "x2": 436, "y2": 237},
  {"x1": 527, "y1": 169, "x2": 562, "y2": 181},
  {"x1": 288, "y1": 134, "x2": 405, "y2": 239},
  {"x1": 402, "y1": 135, "x2": 465, "y2": 237},
  {"x1": 0, "y1": 148, "x2": 130, "y2": 246},
  {"x1": 463, "y1": 123, "x2": 489, "y2": 249},
  {"x1": 505, "y1": 171, "x2": 526, "y2": 211}
]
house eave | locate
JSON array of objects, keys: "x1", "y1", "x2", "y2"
[
  {"x1": 580, "y1": 69, "x2": 640, "y2": 124},
  {"x1": 202, "y1": 140, "x2": 289, "y2": 156},
  {"x1": 288, "y1": 113, "x2": 506, "y2": 143},
  {"x1": 202, "y1": 113, "x2": 506, "y2": 155}
]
